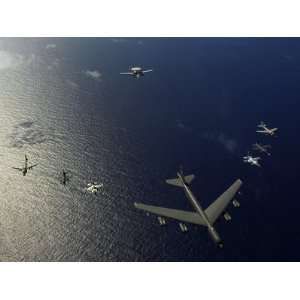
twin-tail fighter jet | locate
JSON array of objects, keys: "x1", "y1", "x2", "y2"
[
  {"x1": 12, "y1": 154, "x2": 38, "y2": 176},
  {"x1": 252, "y1": 143, "x2": 271, "y2": 156},
  {"x1": 243, "y1": 153, "x2": 261, "y2": 167},
  {"x1": 120, "y1": 66, "x2": 153, "y2": 78},
  {"x1": 85, "y1": 182, "x2": 103, "y2": 195},
  {"x1": 134, "y1": 169, "x2": 242, "y2": 247},
  {"x1": 256, "y1": 121, "x2": 278, "y2": 136}
]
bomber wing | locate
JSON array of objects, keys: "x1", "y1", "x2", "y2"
[
  {"x1": 134, "y1": 202, "x2": 206, "y2": 226},
  {"x1": 142, "y1": 69, "x2": 153, "y2": 73},
  {"x1": 120, "y1": 72, "x2": 133, "y2": 75},
  {"x1": 205, "y1": 179, "x2": 242, "y2": 224}
]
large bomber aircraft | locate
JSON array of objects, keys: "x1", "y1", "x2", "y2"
[
  {"x1": 12, "y1": 154, "x2": 38, "y2": 176},
  {"x1": 134, "y1": 169, "x2": 242, "y2": 247},
  {"x1": 120, "y1": 66, "x2": 153, "y2": 78},
  {"x1": 256, "y1": 121, "x2": 278, "y2": 136}
]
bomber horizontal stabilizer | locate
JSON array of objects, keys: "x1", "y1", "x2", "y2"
[{"x1": 166, "y1": 174, "x2": 195, "y2": 187}]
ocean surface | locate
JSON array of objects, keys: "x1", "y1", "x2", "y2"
[{"x1": 0, "y1": 38, "x2": 299, "y2": 261}]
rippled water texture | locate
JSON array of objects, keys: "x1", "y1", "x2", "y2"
[{"x1": 0, "y1": 38, "x2": 299, "y2": 261}]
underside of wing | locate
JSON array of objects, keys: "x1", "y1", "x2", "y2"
[
  {"x1": 120, "y1": 72, "x2": 132, "y2": 75},
  {"x1": 142, "y1": 69, "x2": 153, "y2": 73},
  {"x1": 205, "y1": 179, "x2": 242, "y2": 224},
  {"x1": 28, "y1": 164, "x2": 38, "y2": 170},
  {"x1": 12, "y1": 167, "x2": 22, "y2": 171},
  {"x1": 256, "y1": 130, "x2": 267, "y2": 133},
  {"x1": 134, "y1": 202, "x2": 206, "y2": 226}
]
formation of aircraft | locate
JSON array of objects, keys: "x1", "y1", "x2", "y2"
[
  {"x1": 134, "y1": 169, "x2": 242, "y2": 247},
  {"x1": 252, "y1": 143, "x2": 271, "y2": 156},
  {"x1": 256, "y1": 121, "x2": 278, "y2": 136},
  {"x1": 243, "y1": 121, "x2": 278, "y2": 168},
  {"x1": 243, "y1": 154, "x2": 261, "y2": 167},
  {"x1": 11, "y1": 156, "x2": 104, "y2": 196},
  {"x1": 12, "y1": 154, "x2": 38, "y2": 176},
  {"x1": 9, "y1": 66, "x2": 279, "y2": 251},
  {"x1": 120, "y1": 66, "x2": 153, "y2": 78}
]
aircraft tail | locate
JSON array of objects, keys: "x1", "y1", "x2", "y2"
[{"x1": 166, "y1": 174, "x2": 195, "y2": 187}]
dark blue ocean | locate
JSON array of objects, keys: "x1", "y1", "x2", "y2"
[{"x1": 0, "y1": 38, "x2": 299, "y2": 261}]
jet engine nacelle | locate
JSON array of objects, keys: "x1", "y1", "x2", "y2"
[
  {"x1": 223, "y1": 212, "x2": 232, "y2": 221},
  {"x1": 158, "y1": 216, "x2": 166, "y2": 226},
  {"x1": 232, "y1": 199, "x2": 240, "y2": 208},
  {"x1": 179, "y1": 223, "x2": 188, "y2": 232}
]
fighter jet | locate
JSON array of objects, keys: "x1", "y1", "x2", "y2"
[
  {"x1": 243, "y1": 154, "x2": 261, "y2": 167},
  {"x1": 85, "y1": 182, "x2": 103, "y2": 195},
  {"x1": 12, "y1": 154, "x2": 38, "y2": 176},
  {"x1": 120, "y1": 66, "x2": 153, "y2": 78},
  {"x1": 252, "y1": 143, "x2": 271, "y2": 156},
  {"x1": 256, "y1": 121, "x2": 278, "y2": 136},
  {"x1": 60, "y1": 170, "x2": 71, "y2": 186},
  {"x1": 134, "y1": 169, "x2": 242, "y2": 247}
]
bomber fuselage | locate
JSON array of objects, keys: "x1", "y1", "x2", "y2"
[{"x1": 177, "y1": 172, "x2": 222, "y2": 246}]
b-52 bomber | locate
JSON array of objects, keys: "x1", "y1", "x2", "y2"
[
  {"x1": 134, "y1": 169, "x2": 242, "y2": 247},
  {"x1": 252, "y1": 143, "x2": 271, "y2": 156},
  {"x1": 243, "y1": 154, "x2": 261, "y2": 167},
  {"x1": 12, "y1": 154, "x2": 38, "y2": 176},
  {"x1": 256, "y1": 121, "x2": 278, "y2": 136},
  {"x1": 120, "y1": 66, "x2": 153, "y2": 78}
]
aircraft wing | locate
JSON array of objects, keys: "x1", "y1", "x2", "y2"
[
  {"x1": 134, "y1": 202, "x2": 206, "y2": 226},
  {"x1": 120, "y1": 72, "x2": 133, "y2": 75},
  {"x1": 28, "y1": 164, "x2": 38, "y2": 170},
  {"x1": 256, "y1": 130, "x2": 267, "y2": 133},
  {"x1": 205, "y1": 179, "x2": 242, "y2": 224},
  {"x1": 142, "y1": 69, "x2": 153, "y2": 73},
  {"x1": 12, "y1": 167, "x2": 23, "y2": 171}
]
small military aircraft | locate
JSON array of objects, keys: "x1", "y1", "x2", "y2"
[
  {"x1": 134, "y1": 169, "x2": 242, "y2": 247},
  {"x1": 85, "y1": 182, "x2": 103, "y2": 195},
  {"x1": 120, "y1": 66, "x2": 153, "y2": 78},
  {"x1": 12, "y1": 154, "x2": 38, "y2": 176},
  {"x1": 252, "y1": 143, "x2": 271, "y2": 156},
  {"x1": 243, "y1": 154, "x2": 261, "y2": 167},
  {"x1": 256, "y1": 121, "x2": 278, "y2": 136},
  {"x1": 60, "y1": 170, "x2": 71, "y2": 186}
]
